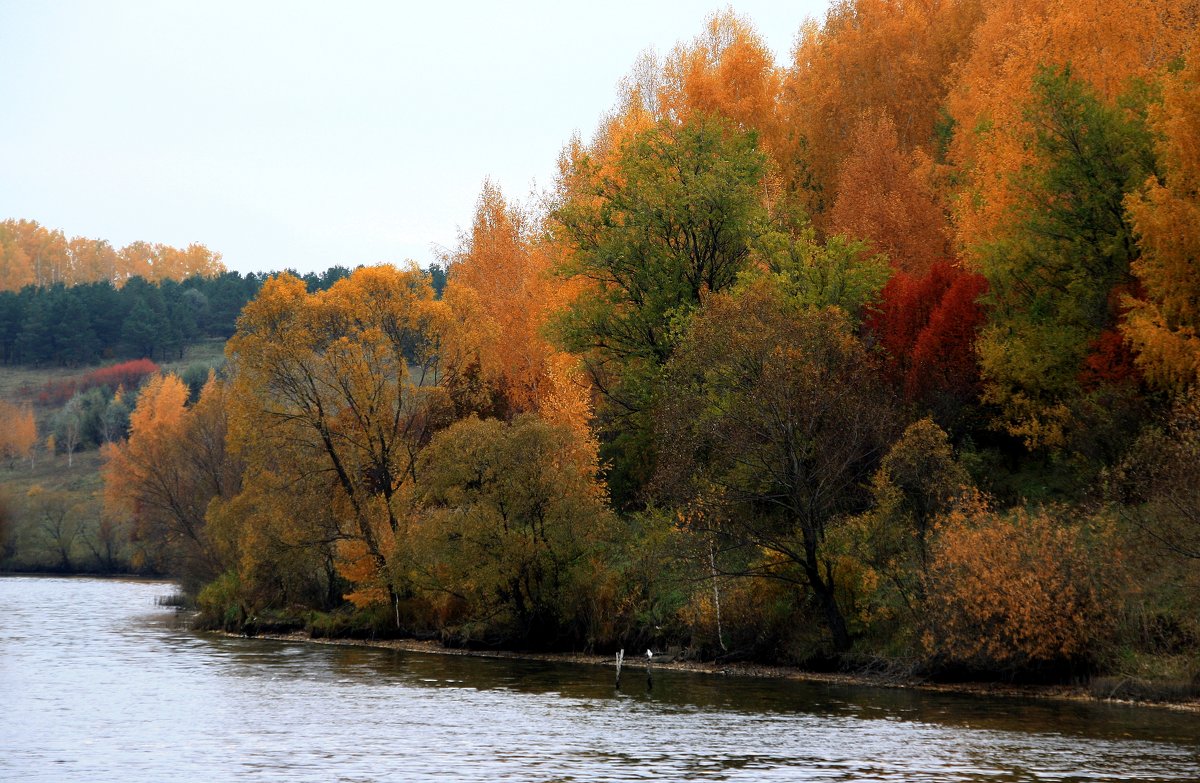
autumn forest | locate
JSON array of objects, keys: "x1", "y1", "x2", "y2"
[{"x1": 4, "y1": 0, "x2": 1200, "y2": 685}]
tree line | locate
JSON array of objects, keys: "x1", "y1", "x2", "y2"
[
  {"x1": 0, "y1": 219, "x2": 224, "y2": 290},
  {"x1": 0, "y1": 258, "x2": 449, "y2": 367},
  {"x1": 97, "y1": 2, "x2": 1200, "y2": 681}
]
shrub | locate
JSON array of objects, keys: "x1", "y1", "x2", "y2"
[
  {"x1": 923, "y1": 501, "x2": 1118, "y2": 675},
  {"x1": 35, "y1": 358, "x2": 160, "y2": 406}
]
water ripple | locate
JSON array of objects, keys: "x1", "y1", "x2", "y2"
[{"x1": 1, "y1": 576, "x2": 1198, "y2": 782}]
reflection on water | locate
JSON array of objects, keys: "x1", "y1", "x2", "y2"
[{"x1": 1, "y1": 576, "x2": 1198, "y2": 782}]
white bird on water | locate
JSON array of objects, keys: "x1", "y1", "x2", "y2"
[{"x1": 646, "y1": 649, "x2": 653, "y2": 660}]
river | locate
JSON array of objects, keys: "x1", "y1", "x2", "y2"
[{"x1": 1, "y1": 576, "x2": 1198, "y2": 782}]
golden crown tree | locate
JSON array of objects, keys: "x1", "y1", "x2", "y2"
[
  {"x1": 1125, "y1": 36, "x2": 1200, "y2": 390},
  {"x1": 224, "y1": 265, "x2": 452, "y2": 612}
]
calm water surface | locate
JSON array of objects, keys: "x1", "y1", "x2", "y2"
[{"x1": 1, "y1": 576, "x2": 1198, "y2": 782}]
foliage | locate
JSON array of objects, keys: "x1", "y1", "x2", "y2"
[
  {"x1": 0, "y1": 218, "x2": 224, "y2": 291},
  {"x1": 102, "y1": 373, "x2": 239, "y2": 590},
  {"x1": 50, "y1": 394, "x2": 85, "y2": 467},
  {"x1": 831, "y1": 419, "x2": 973, "y2": 646},
  {"x1": 947, "y1": 0, "x2": 1195, "y2": 259},
  {"x1": 409, "y1": 415, "x2": 614, "y2": 645},
  {"x1": 553, "y1": 114, "x2": 766, "y2": 384},
  {"x1": 440, "y1": 181, "x2": 596, "y2": 460},
  {"x1": 1124, "y1": 43, "x2": 1200, "y2": 389},
  {"x1": 1108, "y1": 387, "x2": 1200, "y2": 561},
  {"x1": 24, "y1": 484, "x2": 84, "y2": 571},
  {"x1": 975, "y1": 66, "x2": 1157, "y2": 448},
  {"x1": 552, "y1": 114, "x2": 768, "y2": 503},
  {"x1": 224, "y1": 266, "x2": 451, "y2": 612},
  {"x1": 751, "y1": 222, "x2": 892, "y2": 323},
  {"x1": 866, "y1": 262, "x2": 988, "y2": 426},
  {"x1": 924, "y1": 501, "x2": 1119, "y2": 673},
  {"x1": 785, "y1": 0, "x2": 987, "y2": 216},
  {"x1": 830, "y1": 111, "x2": 951, "y2": 274},
  {"x1": 658, "y1": 277, "x2": 898, "y2": 651}
]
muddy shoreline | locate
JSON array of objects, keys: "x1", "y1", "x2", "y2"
[{"x1": 221, "y1": 630, "x2": 1200, "y2": 714}]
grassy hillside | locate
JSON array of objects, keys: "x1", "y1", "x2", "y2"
[{"x1": 0, "y1": 340, "x2": 226, "y2": 572}]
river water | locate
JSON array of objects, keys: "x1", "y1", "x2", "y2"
[{"x1": 1, "y1": 576, "x2": 1198, "y2": 782}]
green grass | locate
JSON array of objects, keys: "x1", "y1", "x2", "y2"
[{"x1": 160, "y1": 338, "x2": 227, "y2": 376}]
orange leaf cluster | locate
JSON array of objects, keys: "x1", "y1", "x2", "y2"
[
  {"x1": 925, "y1": 502, "x2": 1116, "y2": 669},
  {"x1": 830, "y1": 113, "x2": 949, "y2": 275},
  {"x1": 442, "y1": 183, "x2": 598, "y2": 470},
  {"x1": 948, "y1": 0, "x2": 1197, "y2": 261}
]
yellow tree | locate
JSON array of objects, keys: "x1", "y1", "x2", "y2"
[
  {"x1": 1125, "y1": 38, "x2": 1200, "y2": 390},
  {"x1": 225, "y1": 266, "x2": 452, "y2": 611},
  {"x1": 4, "y1": 219, "x2": 69, "y2": 286},
  {"x1": 207, "y1": 452, "x2": 348, "y2": 614},
  {"x1": 441, "y1": 182, "x2": 596, "y2": 463},
  {"x1": 66, "y1": 237, "x2": 120, "y2": 286},
  {"x1": 117, "y1": 241, "x2": 154, "y2": 282},
  {"x1": 0, "y1": 401, "x2": 37, "y2": 469},
  {"x1": 0, "y1": 222, "x2": 33, "y2": 291}
]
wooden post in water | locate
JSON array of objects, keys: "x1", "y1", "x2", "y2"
[
  {"x1": 614, "y1": 648, "x2": 624, "y2": 689},
  {"x1": 646, "y1": 648, "x2": 653, "y2": 692}
]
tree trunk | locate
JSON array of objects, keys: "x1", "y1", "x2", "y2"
[
  {"x1": 801, "y1": 528, "x2": 852, "y2": 653},
  {"x1": 815, "y1": 581, "x2": 852, "y2": 653}
]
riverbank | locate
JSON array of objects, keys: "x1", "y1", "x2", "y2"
[{"x1": 229, "y1": 630, "x2": 1200, "y2": 715}]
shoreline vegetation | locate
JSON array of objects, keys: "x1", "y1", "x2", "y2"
[
  {"x1": 5, "y1": 3, "x2": 1200, "y2": 706},
  {"x1": 224, "y1": 629, "x2": 1200, "y2": 715}
]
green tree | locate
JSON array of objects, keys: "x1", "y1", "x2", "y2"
[
  {"x1": 411, "y1": 415, "x2": 614, "y2": 645},
  {"x1": 832, "y1": 418, "x2": 973, "y2": 637},
  {"x1": 25, "y1": 485, "x2": 82, "y2": 571},
  {"x1": 54, "y1": 292, "x2": 99, "y2": 365},
  {"x1": 121, "y1": 297, "x2": 167, "y2": 359},
  {"x1": 657, "y1": 278, "x2": 898, "y2": 652},
  {"x1": 976, "y1": 66, "x2": 1157, "y2": 448},
  {"x1": 15, "y1": 294, "x2": 54, "y2": 365},
  {"x1": 552, "y1": 115, "x2": 767, "y2": 503},
  {"x1": 52, "y1": 394, "x2": 85, "y2": 467},
  {"x1": 752, "y1": 222, "x2": 891, "y2": 323}
]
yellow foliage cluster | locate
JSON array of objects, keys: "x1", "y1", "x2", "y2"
[
  {"x1": 0, "y1": 218, "x2": 224, "y2": 291},
  {"x1": 0, "y1": 401, "x2": 37, "y2": 468},
  {"x1": 1124, "y1": 33, "x2": 1200, "y2": 390}
]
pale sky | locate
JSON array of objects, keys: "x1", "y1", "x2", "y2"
[{"x1": 0, "y1": 1, "x2": 830, "y2": 276}]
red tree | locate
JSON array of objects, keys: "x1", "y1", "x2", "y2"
[{"x1": 867, "y1": 262, "x2": 987, "y2": 406}]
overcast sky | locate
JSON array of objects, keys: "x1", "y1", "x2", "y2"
[{"x1": 0, "y1": 1, "x2": 830, "y2": 276}]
